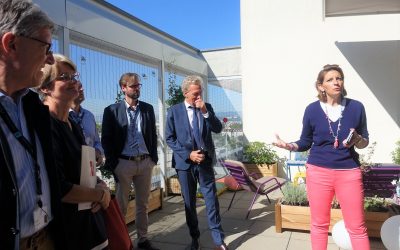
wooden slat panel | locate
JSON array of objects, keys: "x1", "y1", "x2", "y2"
[{"x1": 277, "y1": 204, "x2": 388, "y2": 238}]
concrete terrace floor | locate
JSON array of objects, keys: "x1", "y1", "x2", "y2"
[{"x1": 127, "y1": 189, "x2": 386, "y2": 250}]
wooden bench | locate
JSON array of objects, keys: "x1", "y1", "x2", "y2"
[{"x1": 363, "y1": 164, "x2": 400, "y2": 198}]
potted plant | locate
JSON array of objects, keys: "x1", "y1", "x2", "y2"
[
  {"x1": 391, "y1": 139, "x2": 400, "y2": 165},
  {"x1": 242, "y1": 141, "x2": 279, "y2": 177},
  {"x1": 275, "y1": 183, "x2": 391, "y2": 238}
]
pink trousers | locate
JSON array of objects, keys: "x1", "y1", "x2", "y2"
[{"x1": 306, "y1": 164, "x2": 370, "y2": 250}]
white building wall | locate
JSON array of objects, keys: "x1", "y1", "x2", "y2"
[{"x1": 241, "y1": 0, "x2": 400, "y2": 162}]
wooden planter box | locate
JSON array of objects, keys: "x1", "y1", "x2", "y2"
[
  {"x1": 243, "y1": 162, "x2": 277, "y2": 177},
  {"x1": 125, "y1": 187, "x2": 163, "y2": 224},
  {"x1": 167, "y1": 175, "x2": 181, "y2": 195},
  {"x1": 275, "y1": 203, "x2": 390, "y2": 238}
]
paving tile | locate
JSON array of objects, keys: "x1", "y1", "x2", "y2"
[
  {"x1": 290, "y1": 231, "x2": 311, "y2": 241},
  {"x1": 200, "y1": 230, "x2": 248, "y2": 249},
  {"x1": 127, "y1": 191, "x2": 387, "y2": 250},
  {"x1": 287, "y1": 237, "x2": 340, "y2": 250},
  {"x1": 164, "y1": 195, "x2": 185, "y2": 204},
  {"x1": 158, "y1": 202, "x2": 185, "y2": 214},
  {"x1": 236, "y1": 234, "x2": 290, "y2": 250},
  {"x1": 287, "y1": 238, "x2": 312, "y2": 250},
  {"x1": 219, "y1": 217, "x2": 254, "y2": 234},
  {"x1": 146, "y1": 241, "x2": 186, "y2": 250},
  {"x1": 218, "y1": 196, "x2": 235, "y2": 208},
  {"x1": 247, "y1": 220, "x2": 291, "y2": 238},
  {"x1": 221, "y1": 207, "x2": 259, "y2": 219},
  {"x1": 250, "y1": 208, "x2": 275, "y2": 221},
  {"x1": 148, "y1": 209, "x2": 186, "y2": 226}
]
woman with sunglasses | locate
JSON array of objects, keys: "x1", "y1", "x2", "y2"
[
  {"x1": 273, "y1": 64, "x2": 370, "y2": 250},
  {"x1": 38, "y1": 54, "x2": 110, "y2": 250}
]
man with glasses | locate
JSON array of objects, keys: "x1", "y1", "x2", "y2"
[
  {"x1": 102, "y1": 72, "x2": 159, "y2": 250},
  {"x1": 0, "y1": 0, "x2": 65, "y2": 249},
  {"x1": 69, "y1": 81, "x2": 104, "y2": 166},
  {"x1": 19, "y1": 35, "x2": 52, "y2": 55}
]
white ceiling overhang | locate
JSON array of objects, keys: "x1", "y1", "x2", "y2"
[{"x1": 326, "y1": 0, "x2": 400, "y2": 17}]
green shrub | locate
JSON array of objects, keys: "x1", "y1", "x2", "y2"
[
  {"x1": 364, "y1": 196, "x2": 390, "y2": 212},
  {"x1": 243, "y1": 141, "x2": 279, "y2": 164},
  {"x1": 281, "y1": 183, "x2": 308, "y2": 206},
  {"x1": 280, "y1": 184, "x2": 392, "y2": 212}
]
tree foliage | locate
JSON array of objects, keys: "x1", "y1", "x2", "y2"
[
  {"x1": 165, "y1": 72, "x2": 184, "y2": 107},
  {"x1": 392, "y1": 139, "x2": 400, "y2": 164}
]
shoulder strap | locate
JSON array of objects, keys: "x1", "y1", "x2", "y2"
[{"x1": 0, "y1": 102, "x2": 36, "y2": 158}]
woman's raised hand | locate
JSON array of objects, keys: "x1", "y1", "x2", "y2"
[{"x1": 273, "y1": 134, "x2": 296, "y2": 151}]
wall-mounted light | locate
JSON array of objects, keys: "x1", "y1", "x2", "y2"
[{"x1": 80, "y1": 56, "x2": 86, "y2": 65}]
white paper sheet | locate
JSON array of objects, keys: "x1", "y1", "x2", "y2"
[{"x1": 78, "y1": 145, "x2": 97, "y2": 210}]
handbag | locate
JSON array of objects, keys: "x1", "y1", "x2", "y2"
[{"x1": 103, "y1": 196, "x2": 134, "y2": 250}]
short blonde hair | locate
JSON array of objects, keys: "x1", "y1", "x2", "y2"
[
  {"x1": 37, "y1": 54, "x2": 77, "y2": 99},
  {"x1": 181, "y1": 75, "x2": 203, "y2": 93}
]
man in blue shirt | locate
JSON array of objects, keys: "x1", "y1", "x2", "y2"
[
  {"x1": 102, "y1": 72, "x2": 159, "y2": 250},
  {"x1": 70, "y1": 81, "x2": 104, "y2": 166}
]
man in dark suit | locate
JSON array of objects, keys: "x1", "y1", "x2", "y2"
[
  {"x1": 165, "y1": 75, "x2": 227, "y2": 250},
  {"x1": 0, "y1": 1, "x2": 68, "y2": 249},
  {"x1": 102, "y1": 72, "x2": 159, "y2": 250}
]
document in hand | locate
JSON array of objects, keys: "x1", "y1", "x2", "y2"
[{"x1": 78, "y1": 145, "x2": 97, "y2": 210}]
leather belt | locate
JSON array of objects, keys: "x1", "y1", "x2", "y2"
[
  {"x1": 20, "y1": 226, "x2": 49, "y2": 249},
  {"x1": 119, "y1": 154, "x2": 148, "y2": 161}
]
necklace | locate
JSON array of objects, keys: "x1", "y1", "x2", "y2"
[{"x1": 323, "y1": 100, "x2": 345, "y2": 149}]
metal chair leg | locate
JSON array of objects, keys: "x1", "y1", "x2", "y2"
[
  {"x1": 227, "y1": 189, "x2": 238, "y2": 210},
  {"x1": 246, "y1": 193, "x2": 259, "y2": 219},
  {"x1": 266, "y1": 194, "x2": 271, "y2": 204}
]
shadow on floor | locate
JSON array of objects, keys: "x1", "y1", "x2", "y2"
[{"x1": 128, "y1": 189, "x2": 385, "y2": 250}]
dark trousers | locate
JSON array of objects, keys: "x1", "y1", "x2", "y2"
[
  {"x1": 176, "y1": 164, "x2": 224, "y2": 245},
  {"x1": 20, "y1": 226, "x2": 54, "y2": 250}
]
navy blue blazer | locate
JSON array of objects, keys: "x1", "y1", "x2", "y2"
[
  {"x1": 101, "y1": 101, "x2": 158, "y2": 171},
  {"x1": 165, "y1": 102, "x2": 222, "y2": 170}
]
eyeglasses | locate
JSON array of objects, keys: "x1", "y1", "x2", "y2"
[
  {"x1": 127, "y1": 83, "x2": 142, "y2": 89},
  {"x1": 19, "y1": 35, "x2": 52, "y2": 55},
  {"x1": 56, "y1": 72, "x2": 80, "y2": 82}
]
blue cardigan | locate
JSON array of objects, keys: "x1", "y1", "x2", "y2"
[{"x1": 295, "y1": 98, "x2": 369, "y2": 169}]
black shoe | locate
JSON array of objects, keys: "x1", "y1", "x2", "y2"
[
  {"x1": 137, "y1": 239, "x2": 160, "y2": 250},
  {"x1": 191, "y1": 238, "x2": 200, "y2": 250}
]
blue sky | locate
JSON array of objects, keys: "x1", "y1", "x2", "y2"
[{"x1": 104, "y1": 0, "x2": 241, "y2": 50}]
